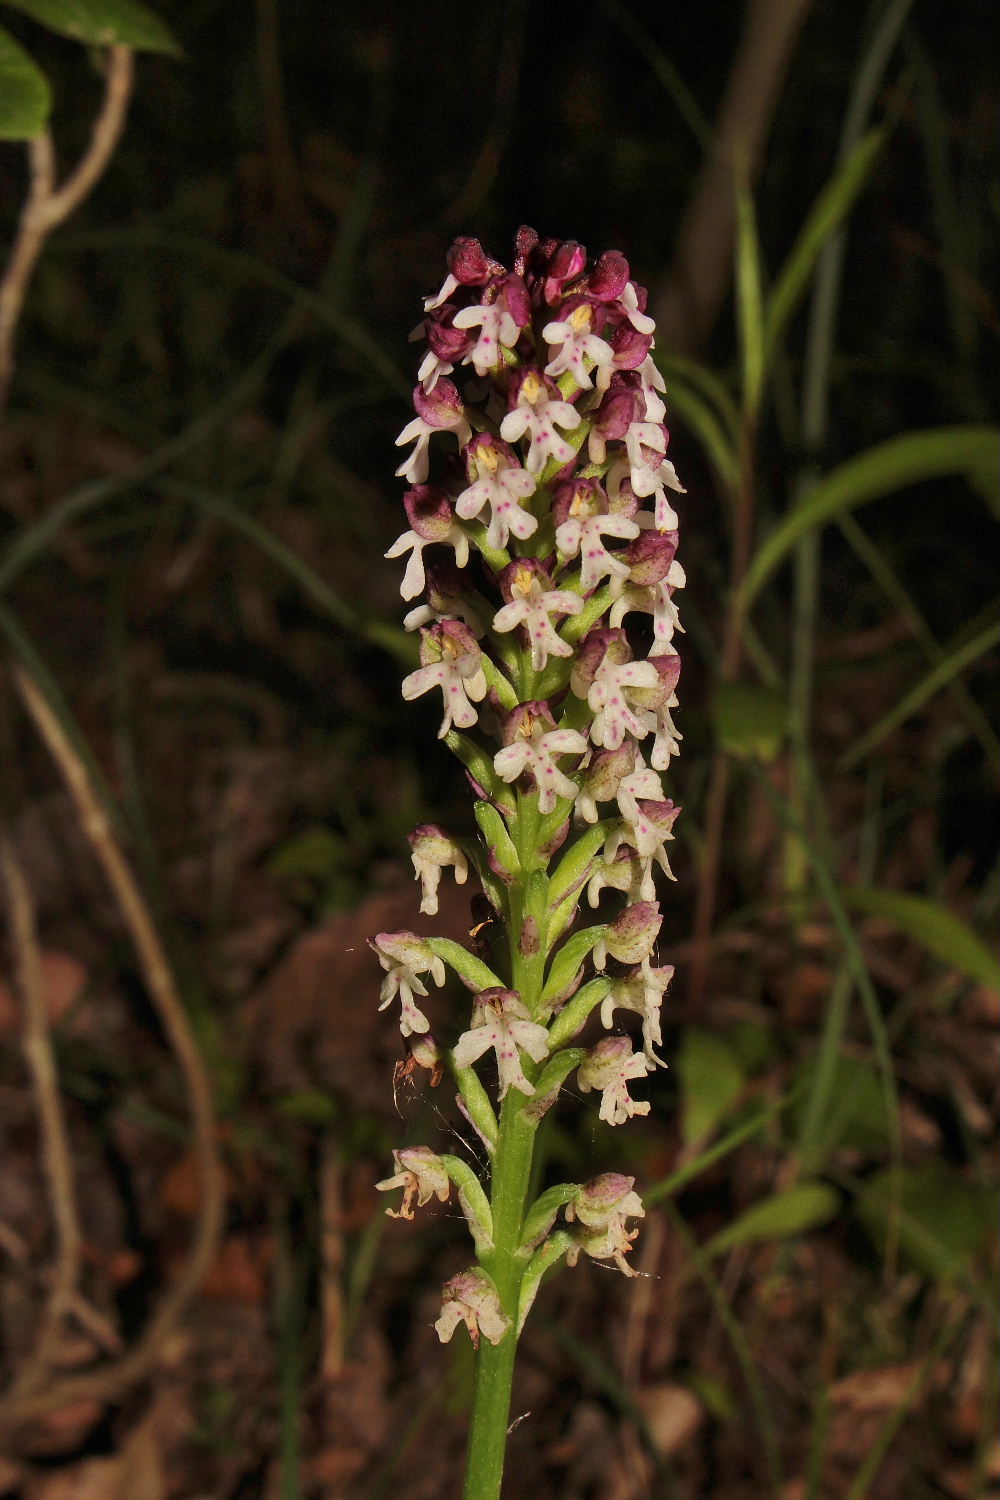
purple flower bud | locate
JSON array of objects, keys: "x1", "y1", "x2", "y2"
[
  {"x1": 610, "y1": 323, "x2": 653, "y2": 369},
  {"x1": 587, "y1": 249, "x2": 630, "y2": 302},
  {"x1": 622, "y1": 529, "x2": 678, "y2": 586},
  {"x1": 403, "y1": 484, "x2": 457, "y2": 541},
  {"x1": 649, "y1": 650, "x2": 681, "y2": 696},
  {"x1": 447, "y1": 235, "x2": 502, "y2": 286},
  {"x1": 602, "y1": 899, "x2": 662, "y2": 965},
  {"x1": 427, "y1": 305, "x2": 476, "y2": 362},
  {"x1": 413, "y1": 377, "x2": 468, "y2": 429},
  {"x1": 568, "y1": 1172, "x2": 644, "y2": 1229},
  {"x1": 513, "y1": 224, "x2": 539, "y2": 276},
  {"x1": 540, "y1": 240, "x2": 588, "y2": 305}
]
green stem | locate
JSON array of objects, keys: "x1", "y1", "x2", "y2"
[
  {"x1": 461, "y1": 792, "x2": 551, "y2": 1500},
  {"x1": 461, "y1": 1095, "x2": 536, "y2": 1500}
]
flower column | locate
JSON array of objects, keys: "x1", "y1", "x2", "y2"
[{"x1": 375, "y1": 228, "x2": 686, "y2": 1500}]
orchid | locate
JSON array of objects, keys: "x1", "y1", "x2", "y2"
[{"x1": 376, "y1": 230, "x2": 685, "y2": 1500}]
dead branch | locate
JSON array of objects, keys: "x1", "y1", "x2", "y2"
[
  {"x1": 0, "y1": 827, "x2": 82, "y2": 1394},
  {"x1": 0, "y1": 45, "x2": 135, "y2": 411},
  {"x1": 0, "y1": 666, "x2": 224, "y2": 1434}
]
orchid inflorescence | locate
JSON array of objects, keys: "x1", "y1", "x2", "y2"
[{"x1": 372, "y1": 227, "x2": 685, "y2": 1369}]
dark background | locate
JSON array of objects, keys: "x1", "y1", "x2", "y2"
[{"x1": 0, "y1": 1, "x2": 997, "y2": 1497}]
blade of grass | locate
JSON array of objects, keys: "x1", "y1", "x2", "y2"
[
  {"x1": 738, "y1": 426, "x2": 999, "y2": 609},
  {"x1": 593, "y1": 0, "x2": 711, "y2": 149},
  {"x1": 842, "y1": 887, "x2": 1000, "y2": 990},
  {"x1": 747, "y1": 758, "x2": 902, "y2": 1177},
  {"x1": 657, "y1": 374, "x2": 738, "y2": 487},
  {"x1": 837, "y1": 616, "x2": 1000, "y2": 770},
  {"x1": 735, "y1": 179, "x2": 765, "y2": 419},
  {"x1": 655, "y1": 352, "x2": 742, "y2": 442},
  {"x1": 665, "y1": 1202, "x2": 783, "y2": 1492},
  {"x1": 645, "y1": 1090, "x2": 799, "y2": 1208},
  {"x1": 844, "y1": 1313, "x2": 966, "y2": 1500},
  {"x1": 150, "y1": 476, "x2": 416, "y2": 666},
  {"x1": 837, "y1": 511, "x2": 1000, "y2": 773},
  {"x1": 796, "y1": 757, "x2": 886, "y2": 1173},
  {"x1": 0, "y1": 602, "x2": 123, "y2": 835},
  {"x1": 765, "y1": 127, "x2": 887, "y2": 360},
  {"x1": 783, "y1": 0, "x2": 914, "y2": 893},
  {"x1": 61, "y1": 227, "x2": 410, "y2": 400},
  {"x1": 0, "y1": 316, "x2": 296, "y2": 595}
]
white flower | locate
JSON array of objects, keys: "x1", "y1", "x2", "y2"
[
  {"x1": 416, "y1": 345, "x2": 453, "y2": 391},
  {"x1": 637, "y1": 354, "x2": 666, "y2": 422},
  {"x1": 492, "y1": 565, "x2": 583, "y2": 671},
  {"x1": 454, "y1": 463, "x2": 538, "y2": 552},
  {"x1": 620, "y1": 281, "x2": 656, "y2": 335},
  {"x1": 384, "y1": 522, "x2": 470, "y2": 601},
  {"x1": 578, "y1": 1037, "x2": 651, "y2": 1125},
  {"x1": 393, "y1": 382, "x2": 472, "y2": 484},
  {"x1": 451, "y1": 990, "x2": 550, "y2": 1099},
  {"x1": 625, "y1": 422, "x2": 667, "y2": 498},
  {"x1": 555, "y1": 509, "x2": 639, "y2": 593},
  {"x1": 585, "y1": 655, "x2": 661, "y2": 750},
  {"x1": 369, "y1": 932, "x2": 445, "y2": 1038},
  {"x1": 542, "y1": 303, "x2": 615, "y2": 390},
  {"x1": 408, "y1": 824, "x2": 469, "y2": 915},
  {"x1": 376, "y1": 1146, "x2": 451, "y2": 1219},
  {"x1": 566, "y1": 1173, "x2": 646, "y2": 1275},
  {"x1": 493, "y1": 711, "x2": 588, "y2": 815},
  {"x1": 599, "y1": 961, "x2": 674, "y2": 1062},
  {"x1": 609, "y1": 562, "x2": 685, "y2": 647},
  {"x1": 499, "y1": 370, "x2": 581, "y2": 474},
  {"x1": 401, "y1": 623, "x2": 488, "y2": 738},
  {"x1": 453, "y1": 300, "x2": 522, "y2": 376},
  {"x1": 435, "y1": 1267, "x2": 510, "y2": 1348}
]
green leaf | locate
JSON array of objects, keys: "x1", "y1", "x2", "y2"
[
  {"x1": 739, "y1": 427, "x2": 999, "y2": 609},
  {"x1": 540, "y1": 925, "x2": 606, "y2": 1007},
  {"x1": 645, "y1": 1091, "x2": 798, "y2": 1209},
  {"x1": 268, "y1": 826, "x2": 342, "y2": 882},
  {"x1": 276, "y1": 1089, "x2": 337, "y2": 1125},
  {"x1": 765, "y1": 129, "x2": 885, "y2": 358},
  {"x1": 843, "y1": 887, "x2": 1000, "y2": 990},
  {"x1": 791, "y1": 1051, "x2": 891, "y2": 1164},
  {"x1": 702, "y1": 1182, "x2": 839, "y2": 1259},
  {"x1": 856, "y1": 1164, "x2": 997, "y2": 1281},
  {"x1": 735, "y1": 180, "x2": 766, "y2": 416},
  {"x1": 837, "y1": 618, "x2": 1000, "y2": 770},
  {"x1": 424, "y1": 937, "x2": 503, "y2": 995},
  {"x1": 678, "y1": 1029, "x2": 745, "y2": 1146},
  {"x1": 0, "y1": 23, "x2": 50, "y2": 137},
  {"x1": 712, "y1": 680, "x2": 788, "y2": 761},
  {"x1": 1, "y1": 0, "x2": 181, "y2": 53}
]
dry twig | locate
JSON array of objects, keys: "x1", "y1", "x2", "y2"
[
  {"x1": 0, "y1": 666, "x2": 224, "y2": 1434},
  {"x1": 0, "y1": 45, "x2": 135, "y2": 409},
  {"x1": 0, "y1": 826, "x2": 82, "y2": 1394}
]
